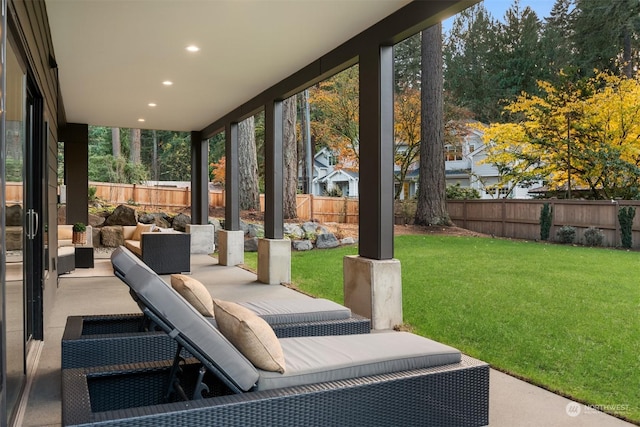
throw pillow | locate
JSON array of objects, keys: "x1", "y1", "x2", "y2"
[
  {"x1": 132, "y1": 223, "x2": 154, "y2": 241},
  {"x1": 170, "y1": 274, "x2": 215, "y2": 317},
  {"x1": 213, "y1": 299, "x2": 286, "y2": 373}
]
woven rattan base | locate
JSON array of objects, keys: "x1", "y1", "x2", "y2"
[
  {"x1": 62, "y1": 313, "x2": 371, "y2": 369},
  {"x1": 63, "y1": 355, "x2": 489, "y2": 427}
]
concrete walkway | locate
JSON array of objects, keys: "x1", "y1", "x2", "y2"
[{"x1": 19, "y1": 254, "x2": 635, "y2": 426}]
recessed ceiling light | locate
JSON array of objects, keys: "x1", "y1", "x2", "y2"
[
  {"x1": 186, "y1": 45, "x2": 200, "y2": 52},
  {"x1": 138, "y1": 118, "x2": 145, "y2": 122},
  {"x1": 162, "y1": 80, "x2": 173, "y2": 86},
  {"x1": 148, "y1": 103, "x2": 157, "y2": 107}
]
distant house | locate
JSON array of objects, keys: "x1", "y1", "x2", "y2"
[
  {"x1": 395, "y1": 124, "x2": 539, "y2": 199},
  {"x1": 306, "y1": 126, "x2": 538, "y2": 200},
  {"x1": 301, "y1": 147, "x2": 359, "y2": 197}
]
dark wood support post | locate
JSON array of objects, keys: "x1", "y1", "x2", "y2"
[
  {"x1": 258, "y1": 99, "x2": 290, "y2": 284},
  {"x1": 264, "y1": 100, "x2": 284, "y2": 239},
  {"x1": 190, "y1": 131, "x2": 207, "y2": 224},
  {"x1": 358, "y1": 45, "x2": 395, "y2": 260},
  {"x1": 225, "y1": 122, "x2": 240, "y2": 231},
  {"x1": 62, "y1": 123, "x2": 88, "y2": 226},
  {"x1": 218, "y1": 122, "x2": 243, "y2": 266},
  {"x1": 344, "y1": 44, "x2": 401, "y2": 330}
]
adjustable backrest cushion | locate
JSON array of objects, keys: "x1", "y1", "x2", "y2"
[
  {"x1": 111, "y1": 247, "x2": 259, "y2": 391},
  {"x1": 170, "y1": 274, "x2": 214, "y2": 317},
  {"x1": 213, "y1": 299, "x2": 286, "y2": 373}
]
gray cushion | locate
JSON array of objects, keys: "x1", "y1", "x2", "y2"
[
  {"x1": 111, "y1": 246, "x2": 259, "y2": 391},
  {"x1": 255, "y1": 332, "x2": 461, "y2": 391},
  {"x1": 238, "y1": 298, "x2": 351, "y2": 324}
]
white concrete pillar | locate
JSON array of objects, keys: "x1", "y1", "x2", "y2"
[
  {"x1": 343, "y1": 255, "x2": 402, "y2": 330},
  {"x1": 186, "y1": 224, "x2": 215, "y2": 254},
  {"x1": 257, "y1": 238, "x2": 291, "y2": 285},
  {"x1": 217, "y1": 230, "x2": 244, "y2": 266}
]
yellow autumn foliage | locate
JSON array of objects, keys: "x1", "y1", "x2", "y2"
[{"x1": 479, "y1": 71, "x2": 640, "y2": 199}]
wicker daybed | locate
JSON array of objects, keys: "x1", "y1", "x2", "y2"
[
  {"x1": 62, "y1": 272, "x2": 370, "y2": 369},
  {"x1": 61, "y1": 247, "x2": 489, "y2": 426},
  {"x1": 62, "y1": 309, "x2": 370, "y2": 369}
]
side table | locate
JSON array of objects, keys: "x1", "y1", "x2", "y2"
[{"x1": 75, "y1": 247, "x2": 94, "y2": 268}]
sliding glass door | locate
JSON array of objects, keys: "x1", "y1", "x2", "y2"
[{"x1": 4, "y1": 38, "x2": 45, "y2": 424}]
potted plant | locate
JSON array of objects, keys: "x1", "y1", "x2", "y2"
[{"x1": 72, "y1": 222, "x2": 87, "y2": 245}]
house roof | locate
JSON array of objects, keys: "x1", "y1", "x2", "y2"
[
  {"x1": 44, "y1": 1, "x2": 476, "y2": 133},
  {"x1": 317, "y1": 168, "x2": 359, "y2": 183}
]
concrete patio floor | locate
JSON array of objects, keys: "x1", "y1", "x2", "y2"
[{"x1": 18, "y1": 253, "x2": 634, "y2": 427}]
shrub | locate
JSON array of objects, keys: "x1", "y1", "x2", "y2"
[
  {"x1": 539, "y1": 203, "x2": 553, "y2": 241},
  {"x1": 556, "y1": 225, "x2": 576, "y2": 244},
  {"x1": 446, "y1": 183, "x2": 481, "y2": 200},
  {"x1": 583, "y1": 227, "x2": 604, "y2": 247},
  {"x1": 88, "y1": 186, "x2": 98, "y2": 202},
  {"x1": 618, "y1": 206, "x2": 636, "y2": 249},
  {"x1": 323, "y1": 187, "x2": 343, "y2": 197}
]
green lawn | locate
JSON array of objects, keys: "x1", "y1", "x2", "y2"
[{"x1": 243, "y1": 235, "x2": 640, "y2": 423}]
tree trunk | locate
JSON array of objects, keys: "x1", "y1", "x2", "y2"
[
  {"x1": 301, "y1": 89, "x2": 313, "y2": 194},
  {"x1": 238, "y1": 116, "x2": 260, "y2": 210},
  {"x1": 152, "y1": 130, "x2": 158, "y2": 181},
  {"x1": 283, "y1": 96, "x2": 298, "y2": 219},
  {"x1": 415, "y1": 23, "x2": 451, "y2": 226},
  {"x1": 130, "y1": 128, "x2": 141, "y2": 164},
  {"x1": 112, "y1": 128, "x2": 121, "y2": 158}
]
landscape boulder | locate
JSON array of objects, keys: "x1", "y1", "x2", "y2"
[
  {"x1": 284, "y1": 223, "x2": 304, "y2": 239},
  {"x1": 246, "y1": 223, "x2": 264, "y2": 238},
  {"x1": 315, "y1": 233, "x2": 339, "y2": 249},
  {"x1": 244, "y1": 237, "x2": 259, "y2": 252},
  {"x1": 172, "y1": 213, "x2": 191, "y2": 232},
  {"x1": 104, "y1": 205, "x2": 137, "y2": 226},
  {"x1": 139, "y1": 212, "x2": 171, "y2": 229},
  {"x1": 292, "y1": 240, "x2": 313, "y2": 251},
  {"x1": 340, "y1": 236, "x2": 356, "y2": 245}
]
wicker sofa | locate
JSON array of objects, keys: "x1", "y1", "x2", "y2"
[
  {"x1": 61, "y1": 247, "x2": 489, "y2": 426},
  {"x1": 121, "y1": 224, "x2": 191, "y2": 274}
]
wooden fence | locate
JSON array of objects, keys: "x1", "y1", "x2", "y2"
[
  {"x1": 88, "y1": 182, "x2": 359, "y2": 223},
  {"x1": 19, "y1": 181, "x2": 640, "y2": 246},
  {"x1": 448, "y1": 199, "x2": 640, "y2": 248}
]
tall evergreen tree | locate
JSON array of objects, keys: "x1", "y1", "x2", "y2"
[
  {"x1": 394, "y1": 33, "x2": 421, "y2": 91},
  {"x1": 111, "y1": 128, "x2": 121, "y2": 158},
  {"x1": 130, "y1": 128, "x2": 141, "y2": 164},
  {"x1": 572, "y1": 0, "x2": 640, "y2": 77},
  {"x1": 282, "y1": 96, "x2": 298, "y2": 219},
  {"x1": 238, "y1": 117, "x2": 260, "y2": 210},
  {"x1": 541, "y1": 0, "x2": 575, "y2": 83},
  {"x1": 495, "y1": 1, "x2": 546, "y2": 103},
  {"x1": 444, "y1": 3, "x2": 500, "y2": 122},
  {"x1": 415, "y1": 22, "x2": 450, "y2": 226}
]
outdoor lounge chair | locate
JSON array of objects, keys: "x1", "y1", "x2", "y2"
[
  {"x1": 61, "y1": 247, "x2": 489, "y2": 426},
  {"x1": 62, "y1": 265, "x2": 370, "y2": 369}
]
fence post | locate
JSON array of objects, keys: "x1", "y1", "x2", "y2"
[
  {"x1": 463, "y1": 200, "x2": 467, "y2": 229},
  {"x1": 501, "y1": 199, "x2": 506, "y2": 237},
  {"x1": 310, "y1": 194, "x2": 314, "y2": 222},
  {"x1": 614, "y1": 201, "x2": 620, "y2": 247}
]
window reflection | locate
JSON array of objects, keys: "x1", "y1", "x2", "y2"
[{"x1": 5, "y1": 40, "x2": 26, "y2": 421}]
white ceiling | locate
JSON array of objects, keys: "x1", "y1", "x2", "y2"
[{"x1": 45, "y1": 0, "x2": 417, "y2": 133}]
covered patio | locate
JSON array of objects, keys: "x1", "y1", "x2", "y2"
[
  {"x1": 1, "y1": 0, "x2": 635, "y2": 425},
  {"x1": 19, "y1": 254, "x2": 631, "y2": 426}
]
